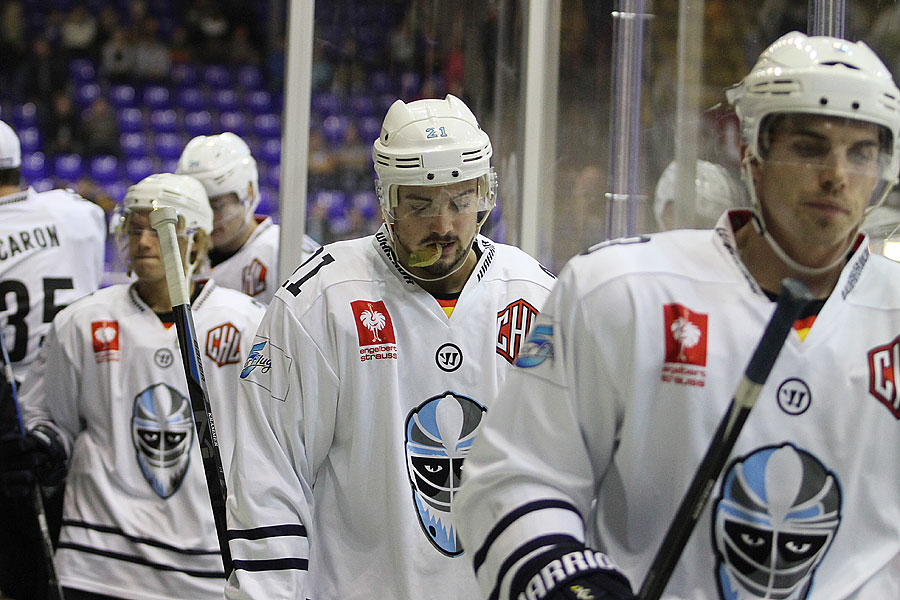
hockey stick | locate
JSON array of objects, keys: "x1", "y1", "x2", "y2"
[
  {"x1": 637, "y1": 278, "x2": 812, "y2": 600},
  {"x1": 149, "y1": 206, "x2": 232, "y2": 575},
  {"x1": 0, "y1": 326, "x2": 65, "y2": 600}
]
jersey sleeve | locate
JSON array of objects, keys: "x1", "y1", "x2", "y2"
[
  {"x1": 453, "y1": 259, "x2": 627, "y2": 600},
  {"x1": 224, "y1": 294, "x2": 339, "y2": 600},
  {"x1": 19, "y1": 316, "x2": 83, "y2": 456}
]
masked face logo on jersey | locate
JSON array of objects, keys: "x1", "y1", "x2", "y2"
[
  {"x1": 405, "y1": 391, "x2": 486, "y2": 556},
  {"x1": 713, "y1": 443, "x2": 842, "y2": 600},
  {"x1": 131, "y1": 383, "x2": 194, "y2": 499}
]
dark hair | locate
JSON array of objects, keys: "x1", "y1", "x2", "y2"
[
  {"x1": 759, "y1": 113, "x2": 893, "y2": 160},
  {"x1": 0, "y1": 167, "x2": 21, "y2": 187}
]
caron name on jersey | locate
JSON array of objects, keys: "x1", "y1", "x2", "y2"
[{"x1": 0, "y1": 225, "x2": 61, "y2": 261}]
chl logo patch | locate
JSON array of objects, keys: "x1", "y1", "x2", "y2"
[
  {"x1": 91, "y1": 321, "x2": 120, "y2": 363},
  {"x1": 205, "y1": 322, "x2": 243, "y2": 367},
  {"x1": 496, "y1": 298, "x2": 539, "y2": 364},
  {"x1": 661, "y1": 304, "x2": 707, "y2": 387},
  {"x1": 867, "y1": 335, "x2": 900, "y2": 418},
  {"x1": 352, "y1": 300, "x2": 398, "y2": 362},
  {"x1": 242, "y1": 258, "x2": 268, "y2": 297}
]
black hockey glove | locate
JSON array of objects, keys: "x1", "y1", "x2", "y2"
[
  {"x1": 511, "y1": 543, "x2": 636, "y2": 600},
  {"x1": 0, "y1": 425, "x2": 67, "y2": 498}
]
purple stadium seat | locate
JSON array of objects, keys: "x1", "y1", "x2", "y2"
[
  {"x1": 104, "y1": 180, "x2": 129, "y2": 203},
  {"x1": 69, "y1": 58, "x2": 96, "y2": 83},
  {"x1": 210, "y1": 89, "x2": 239, "y2": 112},
  {"x1": 108, "y1": 84, "x2": 137, "y2": 109},
  {"x1": 357, "y1": 115, "x2": 381, "y2": 144},
  {"x1": 252, "y1": 113, "x2": 281, "y2": 139},
  {"x1": 236, "y1": 65, "x2": 262, "y2": 90},
  {"x1": 54, "y1": 153, "x2": 83, "y2": 182},
  {"x1": 142, "y1": 86, "x2": 170, "y2": 110},
  {"x1": 125, "y1": 156, "x2": 154, "y2": 182},
  {"x1": 184, "y1": 110, "x2": 214, "y2": 136},
  {"x1": 257, "y1": 137, "x2": 281, "y2": 165},
  {"x1": 218, "y1": 111, "x2": 249, "y2": 137},
  {"x1": 171, "y1": 63, "x2": 198, "y2": 88},
  {"x1": 311, "y1": 92, "x2": 341, "y2": 117},
  {"x1": 90, "y1": 155, "x2": 120, "y2": 184},
  {"x1": 399, "y1": 71, "x2": 422, "y2": 100},
  {"x1": 321, "y1": 115, "x2": 349, "y2": 147},
  {"x1": 262, "y1": 163, "x2": 280, "y2": 189},
  {"x1": 351, "y1": 190, "x2": 379, "y2": 220},
  {"x1": 176, "y1": 87, "x2": 206, "y2": 112},
  {"x1": 20, "y1": 152, "x2": 48, "y2": 180},
  {"x1": 120, "y1": 132, "x2": 148, "y2": 158},
  {"x1": 159, "y1": 157, "x2": 179, "y2": 173},
  {"x1": 154, "y1": 133, "x2": 184, "y2": 160},
  {"x1": 311, "y1": 189, "x2": 347, "y2": 214},
  {"x1": 75, "y1": 83, "x2": 101, "y2": 107},
  {"x1": 258, "y1": 186, "x2": 277, "y2": 217},
  {"x1": 149, "y1": 109, "x2": 179, "y2": 134},
  {"x1": 203, "y1": 64, "x2": 230, "y2": 89},
  {"x1": 18, "y1": 127, "x2": 41, "y2": 153},
  {"x1": 31, "y1": 178, "x2": 55, "y2": 193},
  {"x1": 377, "y1": 93, "x2": 397, "y2": 116},
  {"x1": 13, "y1": 102, "x2": 39, "y2": 129},
  {"x1": 348, "y1": 94, "x2": 375, "y2": 118},
  {"x1": 117, "y1": 107, "x2": 144, "y2": 133},
  {"x1": 367, "y1": 71, "x2": 392, "y2": 95},
  {"x1": 244, "y1": 90, "x2": 273, "y2": 114}
]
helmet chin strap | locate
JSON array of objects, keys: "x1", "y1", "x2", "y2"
[{"x1": 740, "y1": 156, "x2": 867, "y2": 277}]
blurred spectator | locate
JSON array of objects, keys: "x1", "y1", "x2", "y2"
[
  {"x1": 99, "y1": 26, "x2": 136, "y2": 83},
  {"x1": 264, "y1": 33, "x2": 287, "y2": 93},
  {"x1": 20, "y1": 38, "x2": 68, "y2": 110},
  {"x1": 227, "y1": 24, "x2": 261, "y2": 66},
  {"x1": 42, "y1": 8, "x2": 66, "y2": 49},
  {"x1": 0, "y1": 1, "x2": 27, "y2": 92},
  {"x1": 95, "y1": 4, "x2": 122, "y2": 48},
  {"x1": 169, "y1": 25, "x2": 194, "y2": 65},
  {"x1": 81, "y1": 97, "x2": 121, "y2": 157},
  {"x1": 76, "y1": 175, "x2": 117, "y2": 215},
  {"x1": 186, "y1": 0, "x2": 231, "y2": 63},
  {"x1": 133, "y1": 17, "x2": 171, "y2": 83},
  {"x1": 60, "y1": 2, "x2": 99, "y2": 61},
  {"x1": 310, "y1": 39, "x2": 334, "y2": 93},
  {"x1": 46, "y1": 91, "x2": 85, "y2": 157},
  {"x1": 307, "y1": 129, "x2": 339, "y2": 191},
  {"x1": 389, "y1": 13, "x2": 418, "y2": 76},
  {"x1": 336, "y1": 122, "x2": 372, "y2": 192}
]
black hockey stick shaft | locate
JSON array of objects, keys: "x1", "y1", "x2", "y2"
[
  {"x1": 150, "y1": 207, "x2": 232, "y2": 575},
  {"x1": 0, "y1": 327, "x2": 65, "y2": 600},
  {"x1": 638, "y1": 278, "x2": 812, "y2": 600}
]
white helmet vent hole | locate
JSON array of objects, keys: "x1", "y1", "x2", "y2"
[
  {"x1": 427, "y1": 173, "x2": 435, "y2": 180},
  {"x1": 852, "y1": 101, "x2": 860, "y2": 110},
  {"x1": 820, "y1": 97, "x2": 828, "y2": 105},
  {"x1": 452, "y1": 170, "x2": 459, "y2": 177}
]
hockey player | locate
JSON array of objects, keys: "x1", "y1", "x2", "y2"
[
  {"x1": 0, "y1": 117, "x2": 106, "y2": 600},
  {"x1": 0, "y1": 173, "x2": 266, "y2": 599},
  {"x1": 175, "y1": 132, "x2": 319, "y2": 304},
  {"x1": 652, "y1": 159, "x2": 745, "y2": 230},
  {"x1": 454, "y1": 32, "x2": 900, "y2": 600},
  {"x1": 224, "y1": 94, "x2": 557, "y2": 599}
]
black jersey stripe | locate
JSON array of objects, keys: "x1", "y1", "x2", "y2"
[
  {"x1": 487, "y1": 533, "x2": 578, "y2": 600},
  {"x1": 227, "y1": 523, "x2": 307, "y2": 540},
  {"x1": 56, "y1": 542, "x2": 225, "y2": 578},
  {"x1": 472, "y1": 498, "x2": 579, "y2": 572},
  {"x1": 61, "y1": 519, "x2": 220, "y2": 555},
  {"x1": 232, "y1": 557, "x2": 309, "y2": 572}
]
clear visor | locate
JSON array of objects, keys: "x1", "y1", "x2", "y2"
[{"x1": 386, "y1": 174, "x2": 495, "y2": 221}]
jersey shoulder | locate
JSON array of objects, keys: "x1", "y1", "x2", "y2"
[
  {"x1": 31, "y1": 188, "x2": 107, "y2": 236},
  {"x1": 481, "y1": 238, "x2": 557, "y2": 289},
  {"x1": 848, "y1": 252, "x2": 900, "y2": 310},
  {"x1": 50, "y1": 284, "x2": 130, "y2": 330}
]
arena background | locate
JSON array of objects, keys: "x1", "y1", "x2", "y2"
[{"x1": 1, "y1": 0, "x2": 899, "y2": 278}]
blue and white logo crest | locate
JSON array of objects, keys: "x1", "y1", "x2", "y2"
[
  {"x1": 131, "y1": 383, "x2": 194, "y2": 499},
  {"x1": 713, "y1": 443, "x2": 842, "y2": 600},
  {"x1": 405, "y1": 391, "x2": 486, "y2": 556},
  {"x1": 515, "y1": 323, "x2": 554, "y2": 368}
]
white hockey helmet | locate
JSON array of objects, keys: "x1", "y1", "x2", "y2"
[
  {"x1": 0, "y1": 119, "x2": 21, "y2": 169},
  {"x1": 121, "y1": 173, "x2": 213, "y2": 234},
  {"x1": 372, "y1": 94, "x2": 497, "y2": 220},
  {"x1": 653, "y1": 160, "x2": 743, "y2": 229},
  {"x1": 176, "y1": 132, "x2": 260, "y2": 213},
  {"x1": 726, "y1": 31, "x2": 900, "y2": 182}
]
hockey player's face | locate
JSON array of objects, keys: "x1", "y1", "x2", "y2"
[
  {"x1": 754, "y1": 115, "x2": 883, "y2": 254},
  {"x1": 124, "y1": 210, "x2": 191, "y2": 282},
  {"x1": 391, "y1": 180, "x2": 479, "y2": 276},
  {"x1": 209, "y1": 192, "x2": 251, "y2": 251}
]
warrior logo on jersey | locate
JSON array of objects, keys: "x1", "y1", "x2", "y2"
[
  {"x1": 351, "y1": 300, "x2": 398, "y2": 361},
  {"x1": 131, "y1": 383, "x2": 194, "y2": 499},
  {"x1": 242, "y1": 258, "x2": 267, "y2": 297},
  {"x1": 497, "y1": 299, "x2": 539, "y2": 364},
  {"x1": 91, "y1": 320, "x2": 120, "y2": 363},
  {"x1": 405, "y1": 391, "x2": 486, "y2": 556},
  {"x1": 205, "y1": 322, "x2": 242, "y2": 367},
  {"x1": 712, "y1": 443, "x2": 841, "y2": 600},
  {"x1": 867, "y1": 334, "x2": 900, "y2": 419},
  {"x1": 661, "y1": 304, "x2": 707, "y2": 387}
]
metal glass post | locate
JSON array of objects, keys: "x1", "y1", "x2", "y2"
[{"x1": 808, "y1": 0, "x2": 845, "y2": 38}]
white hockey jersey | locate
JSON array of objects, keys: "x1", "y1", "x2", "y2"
[
  {"x1": 209, "y1": 215, "x2": 319, "y2": 304},
  {"x1": 20, "y1": 281, "x2": 266, "y2": 600},
  {"x1": 0, "y1": 187, "x2": 106, "y2": 383},
  {"x1": 454, "y1": 210, "x2": 900, "y2": 600},
  {"x1": 225, "y1": 225, "x2": 557, "y2": 599}
]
